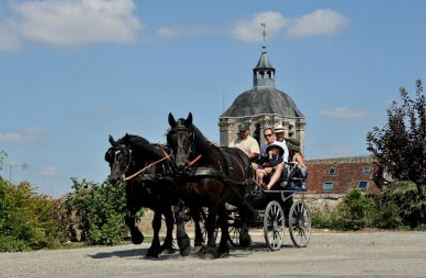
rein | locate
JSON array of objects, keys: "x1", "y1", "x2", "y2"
[
  {"x1": 124, "y1": 153, "x2": 172, "y2": 182},
  {"x1": 188, "y1": 154, "x2": 202, "y2": 167}
]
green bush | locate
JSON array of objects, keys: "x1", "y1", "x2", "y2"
[
  {"x1": 311, "y1": 206, "x2": 339, "y2": 229},
  {"x1": 64, "y1": 178, "x2": 127, "y2": 245},
  {"x1": 0, "y1": 180, "x2": 62, "y2": 252},
  {"x1": 334, "y1": 189, "x2": 372, "y2": 230},
  {"x1": 373, "y1": 181, "x2": 426, "y2": 228}
]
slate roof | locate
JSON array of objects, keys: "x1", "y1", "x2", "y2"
[
  {"x1": 254, "y1": 51, "x2": 274, "y2": 70},
  {"x1": 220, "y1": 86, "x2": 304, "y2": 118}
]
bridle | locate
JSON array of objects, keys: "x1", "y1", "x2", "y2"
[{"x1": 168, "y1": 126, "x2": 201, "y2": 169}]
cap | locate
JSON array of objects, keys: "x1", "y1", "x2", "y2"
[{"x1": 238, "y1": 122, "x2": 250, "y2": 131}]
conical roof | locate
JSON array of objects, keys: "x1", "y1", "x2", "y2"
[{"x1": 254, "y1": 51, "x2": 274, "y2": 70}]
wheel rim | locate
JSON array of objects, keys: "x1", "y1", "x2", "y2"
[
  {"x1": 289, "y1": 201, "x2": 311, "y2": 247},
  {"x1": 263, "y1": 201, "x2": 285, "y2": 251}
]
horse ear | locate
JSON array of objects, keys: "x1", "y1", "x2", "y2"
[
  {"x1": 108, "y1": 135, "x2": 116, "y2": 146},
  {"x1": 186, "y1": 112, "x2": 193, "y2": 126},
  {"x1": 168, "y1": 113, "x2": 177, "y2": 127}
]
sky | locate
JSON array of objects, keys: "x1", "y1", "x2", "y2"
[{"x1": 0, "y1": 0, "x2": 425, "y2": 197}]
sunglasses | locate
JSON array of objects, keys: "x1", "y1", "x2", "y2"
[{"x1": 264, "y1": 133, "x2": 273, "y2": 138}]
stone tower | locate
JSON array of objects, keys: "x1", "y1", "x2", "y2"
[{"x1": 218, "y1": 50, "x2": 306, "y2": 153}]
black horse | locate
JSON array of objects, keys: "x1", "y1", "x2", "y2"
[
  {"x1": 167, "y1": 112, "x2": 254, "y2": 258},
  {"x1": 105, "y1": 134, "x2": 176, "y2": 258}
]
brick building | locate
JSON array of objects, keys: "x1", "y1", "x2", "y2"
[{"x1": 305, "y1": 156, "x2": 380, "y2": 195}]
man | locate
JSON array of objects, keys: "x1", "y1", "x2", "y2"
[
  {"x1": 229, "y1": 122, "x2": 260, "y2": 160},
  {"x1": 274, "y1": 124, "x2": 289, "y2": 163}
]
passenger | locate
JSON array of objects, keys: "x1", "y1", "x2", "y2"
[
  {"x1": 256, "y1": 143, "x2": 285, "y2": 190},
  {"x1": 286, "y1": 138, "x2": 307, "y2": 188},
  {"x1": 274, "y1": 124, "x2": 289, "y2": 163},
  {"x1": 252, "y1": 127, "x2": 276, "y2": 172},
  {"x1": 229, "y1": 122, "x2": 260, "y2": 161}
]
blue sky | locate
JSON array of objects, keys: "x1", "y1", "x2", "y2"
[{"x1": 1, "y1": 0, "x2": 425, "y2": 197}]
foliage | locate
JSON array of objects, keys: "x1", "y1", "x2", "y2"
[
  {"x1": 372, "y1": 181, "x2": 426, "y2": 228},
  {"x1": 367, "y1": 80, "x2": 426, "y2": 186},
  {"x1": 311, "y1": 206, "x2": 339, "y2": 229},
  {"x1": 64, "y1": 178, "x2": 127, "y2": 245},
  {"x1": 0, "y1": 180, "x2": 62, "y2": 252},
  {"x1": 334, "y1": 189, "x2": 372, "y2": 230}
]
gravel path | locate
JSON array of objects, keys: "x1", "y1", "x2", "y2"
[{"x1": 1, "y1": 231, "x2": 425, "y2": 278}]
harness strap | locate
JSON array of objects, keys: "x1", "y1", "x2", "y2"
[{"x1": 124, "y1": 154, "x2": 172, "y2": 181}]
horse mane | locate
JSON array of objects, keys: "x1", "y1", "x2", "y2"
[
  {"x1": 118, "y1": 134, "x2": 164, "y2": 161},
  {"x1": 176, "y1": 118, "x2": 221, "y2": 161}
]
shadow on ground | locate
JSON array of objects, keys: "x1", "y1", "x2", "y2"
[{"x1": 88, "y1": 241, "x2": 296, "y2": 260}]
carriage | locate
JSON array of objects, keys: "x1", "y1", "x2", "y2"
[{"x1": 225, "y1": 185, "x2": 311, "y2": 251}]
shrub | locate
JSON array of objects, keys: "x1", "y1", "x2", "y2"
[
  {"x1": 64, "y1": 178, "x2": 127, "y2": 245},
  {"x1": 373, "y1": 181, "x2": 426, "y2": 228},
  {"x1": 335, "y1": 189, "x2": 372, "y2": 230},
  {"x1": 0, "y1": 180, "x2": 62, "y2": 252}
]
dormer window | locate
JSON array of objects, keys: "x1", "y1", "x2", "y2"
[
  {"x1": 362, "y1": 166, "x2": 370, "y2": 174},
  {"x1": 328, "y1": 166, "x2": 337, "y2": 175}
]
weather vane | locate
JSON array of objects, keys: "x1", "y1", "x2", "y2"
[{"x1": 261, "y1": 22, "x2": 267, "y2": 49}]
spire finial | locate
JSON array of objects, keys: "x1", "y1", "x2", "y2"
[{"x1": 261, "y1": 22, "x2": 267, "y2": 50}]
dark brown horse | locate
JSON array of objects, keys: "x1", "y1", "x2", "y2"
[
  {"x1": 105, "y1": 134, "x2": 176, "y2": 258},
  {"x1": 167, "y1": 112, "x2": 253, "y2": 258}
]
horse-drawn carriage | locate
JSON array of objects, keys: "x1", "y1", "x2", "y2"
[{"x1": 105, "y1": 112, "x2": 311, "y2": 258}]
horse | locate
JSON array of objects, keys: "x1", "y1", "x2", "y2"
[
  {"x1": 167, "y1": 112, "x2": 254, "y2": 258},
  {"x1": 105, "y1": 134, "x2": 177, "y2": 258}
]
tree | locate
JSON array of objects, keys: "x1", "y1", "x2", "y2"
[{"x1": 367, "y1": 80, "x2": 426, "y2": 186}]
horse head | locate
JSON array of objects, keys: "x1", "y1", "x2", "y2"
[
  {"x1": 167, "y1": 112, "x2": 197, "y2": 171},
  {"x1": 105, "y1": 134, "x2": 134, "y2": 186}
]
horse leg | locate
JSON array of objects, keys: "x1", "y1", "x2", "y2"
[
  {"x1": 191, "y1": 207, "x2": 204, "y2": 253},
  {"x1": 205, "y1": 205, "x2": 218, "y2": 258},
  {"x1": 125, "y1": 209, "x2": 144, "y2": 244},
  {"x1": 146, "y1": 209, "x2": 162, "y2": 258},
  {"x1": 175, "y1": 200, "x2": 192, "y2": 256},
  {"x1": 217, "y1": 203, "x2": 230, "y2": 257},
  {"x1": 238, "y1": 203, "x2": 253, "y2": 248},
  {"x1": 160, "y1": 206, "x2": 175, "y2": 254}
]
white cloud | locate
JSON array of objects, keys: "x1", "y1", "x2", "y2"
[
  {"x1": 156, "y1": 26, "x2": 179, "y2": 39},
  {"x1": 319, "y1": 107, "x2": 370, "y2": 121},
  {"x1": 12, "y1": 0, "x2": 143, "y2": 47},
  {"x1": 0, "y1": 19, "x2": 21, "y2": 51},
  {"x1": 39, "y1": 166, "x2": 59, "y2": 177},
  {"x1": 231, "y1": 11, "x2": 288, "y2": 43},
  {"x1": 231, "y1": 9, "x2": 348, "y2": 43},
  {"x1": 286, "y1": 9, "x2": 349, "y2": 39},
  {"x1": 0, "y1": 127, "x2": 45, "y2": 144}
]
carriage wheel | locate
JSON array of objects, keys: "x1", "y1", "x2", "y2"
[
  {"x1": 227, "y1": 210, "x2": 240, "y2": 246},
  {"x1": 289, "y1": 200, "x2": 311, "y2": 247},
  {"x1": 263, "y1": 200, "x2": 285, "y2": 251}
]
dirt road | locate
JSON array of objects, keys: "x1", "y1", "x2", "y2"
[{"x1": 1, "y1": 231, "x2": 425, "y2": 278}]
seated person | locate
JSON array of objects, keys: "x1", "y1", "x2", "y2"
[
  {"x1": 285, "y1": 138, "x2": 308, "y2": 189},
  {"x1": 255, "y1": 143, "x2": 285, "y2": 190},
  {"x1": 252, "y1": 127, "x2": 276, "y2": 172}
]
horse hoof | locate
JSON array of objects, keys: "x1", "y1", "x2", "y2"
[
  {"x1": 145, "y1": 251, "x2": 159, "y2": 259},
  {"x1": 192, "y1": 245, "x2": 204, "y2": 253},
  {"x1": 180, "y1": 245, "x2": 192, "y2": 257},
  {"x1": 131, "y1": 233, "x2": 144, "y2": 245},
  {"x1": 239, "y1": 237, "x2": 252, "y2": 248}
]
